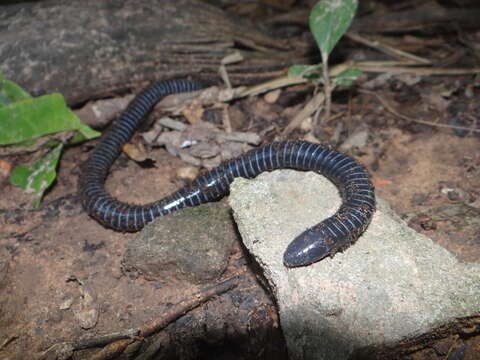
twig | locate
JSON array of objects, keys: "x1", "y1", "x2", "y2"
[
  {"x1": 221, "y1": 104, "x2": 232, "y2": 133},
  {"x1": 37, "y1": 276, "x2": 240, "y2": 360},
  {"x1": 133, "y1": 333, "x2": 170, "y2": 360},
  {"x1": 283, "y1": 92, "x2": 325, "y2": 136},
  {"x1": 158, "y1": 117, "x2": 187, "y2": 131},
  {"x1": 219, "y1": 65, "x2": 232, "y2": 90},
  {"x1": 73, "y1": 329, "x2": 139, "y2": 350},
  {"x1": 219, "y1": 51, "x2": 244, "y2": 90},
  {"x1": 346, "y1": 32, "x2": 431, "y2": 65},
  {"x1": 355, "y1": 62, "x2": 480, "y2": 76},
  {"x1": 139, "y1": 276, "x2": 240, "y2": 337},
  {"x1": 320, "y1": 52, "x2": 332, "y2": 128},
  {"x1": 238, "y1": 76, "x2": 307, "y2": 97},
  {"x1": 238, "y1": 63, "x2": 352, "y2": 99},
  {"x1": 359, "y1": 89, "x2": 480, "y2": 134},
  {"x1": 88, "y1": 339, "x2": 134, "y2": 360},
  {"x1": 0, "y1": 332, "x2": 19, "y2": 351}
]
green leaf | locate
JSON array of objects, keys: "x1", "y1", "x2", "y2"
[
  {"x1": 0, "y1": 72, "x2": 32, "y2": 106},
  {"x1": 309, "y1": 0, "x2": 358, "y2": 58},
  {"x1": 288, "y1": 64, "x2": 323, "y2": 80},
  {"x1": 10, "y1": 143, "x2": 63, "y2": 207},
  {"x1": 333, "y1": 68, "x2": 363, "y2": 86},
  {"x1": 0, "y1": 92, "x2": 100, "y2": 146},
  {"x1": 74, "y1": 122, "x2": 101, "y2": 142},
  {"x1": 0, "y1": 75, "x2": 99, "y2": 207}
]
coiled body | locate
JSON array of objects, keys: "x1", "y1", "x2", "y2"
[{"x1": 79, "y1": 80, "x2": 375, "y2": 267}]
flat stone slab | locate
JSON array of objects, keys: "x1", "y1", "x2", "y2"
[{"x1": 229, "y1": 170, "x2": 480, "y2": 360}]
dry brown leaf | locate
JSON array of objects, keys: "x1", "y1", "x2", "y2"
[
  {"x1": 181, "y1": 99, "x2": 205, "y2": 125},
  {"x1": 122, "y1": 143, "x2": 148, "y2": 162},
  {"x1": 0, "y1": 159, "x2": 12, "y2": 178}
]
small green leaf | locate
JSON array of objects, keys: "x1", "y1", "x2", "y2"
[
  {"x1": 75, "y1": 122, "x2": 101, "y2": 142},
  {"x1": 309, "y1": 0, "x2": 358, "y2": 57},
  {"x1": 333, "y1": 68, "x2": 363, "y2": 86},
  {"x1": 0, "y1": 93, "x2": 99, "y2": 146},
  {"x1": 10, "y1": 143, "x2": 63, "y2": 207},
  {"x1": 0, "y1": 72, "x2": 32, "y2": 106},
  {"x1": 288, "y1": 64, "x2": 323, "y2": 80},
  {"x1": 288, "y1": 64, "x2": 315, "y2": 77},
  {"x1": 1, "y1": 76, "x2": 101, "y2": 207}
]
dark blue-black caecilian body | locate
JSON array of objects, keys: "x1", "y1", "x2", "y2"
[{"x1": 79, "y1": 79, "x2": 376, "y2": 268}]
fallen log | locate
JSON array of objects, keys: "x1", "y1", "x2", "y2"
[{"x1": 0, "y1": 0, "x2": 303, "y2": 104}]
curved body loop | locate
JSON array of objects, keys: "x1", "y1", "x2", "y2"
[{"x1": 79, "y1": 80, "x2": 375, "y2": 267}]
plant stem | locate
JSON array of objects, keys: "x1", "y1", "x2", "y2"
[{"x1": 321, "y1": 52, "x2": 332, "y2": 126}]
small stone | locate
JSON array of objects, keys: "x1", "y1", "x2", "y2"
[
  {"x1": 123, "y1": 201, "x2": 236, "y2": 284},
  {"x1": 59, "y1": 296, "x2": 74, "y2": 310},
  {"x1": 72, "y1": 286, "x2": 98, "y2": 330}
]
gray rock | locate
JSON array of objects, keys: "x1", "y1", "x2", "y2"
[
  {"x1": 123, "y1": 201, "x2": 236, "y2": 284},
  {"x1": 229, "y1": 170, "x2": 480, "y2": 360}
]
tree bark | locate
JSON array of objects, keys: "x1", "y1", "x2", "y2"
[{"x1": 0, "y1": 0, "x2": 302, "y2": 104}]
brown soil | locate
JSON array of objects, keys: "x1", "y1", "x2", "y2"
[{"x1": 2, "y1": 77, "x2": 479, "y2": 359}]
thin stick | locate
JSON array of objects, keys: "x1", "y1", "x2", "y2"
[
  {"x1": 283, "y1": 92, "x2": 325, "y2": 136},
  {"x1": 355, "y1": 63, "x2": 480, "y2": 76},
  {"x1": 133, "y1": 333, "x2": 170, "y2": 360},
  {"x1": 321, "y1": 52, "x2": 332, "y2": 128},
  {"x1": 222, "y1": 104, "x2": 233, "y2": 133},
  {"x1": 37, "y1": 276, "x2": 240, "y2": 360},
  {"x1": 140, "y1": 276, "x2": 239, "y2": 337},
  {"x1": 346, "y1": 32, "x2": 431, "y2": 64},
  {"x1": 360, "y1": 89, "x2": 480, "y2": 134},
  {"x1": 88, "y1": 339, "x2": 134, "y2": 360}
]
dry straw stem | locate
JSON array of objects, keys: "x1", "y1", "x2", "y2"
[
  {"x1": 346, "y1": 31, "x2": 432, "y2": 65},
  {"x1": 357, "y1": 62, "x2": 480, "y2": 76},
  {"x1": 283, "y1": 92, "x2": 325, "y2": 136}
]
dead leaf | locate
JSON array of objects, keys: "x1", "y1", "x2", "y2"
[
  {"x1": 0, "y1": 159, "x2": 12, "y2": 178},
  {"x1": 182, "y1": 99, "x2": 205, "y2": 125},
  {"x1": 264, "y1": 89, "x2": 281, "y2": 104},
  {"x1": 176, "y1": 166, "x2": 199, "y2": 181},
  {"x1": 188, "y1": 142, "x2": 220, "y2": 159},
  {"x1": 374, "y1": 177, "x2": 392, "y2": 186},
  {"x1": 75, "y1": 94, "x2": 135, "y2": 128},
  {"x1": 141, "y1": 121, "x2": 164, "y2": 145},
  {"x1": 122, "y1": 143, "x2": 148, "y2": 162}
]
